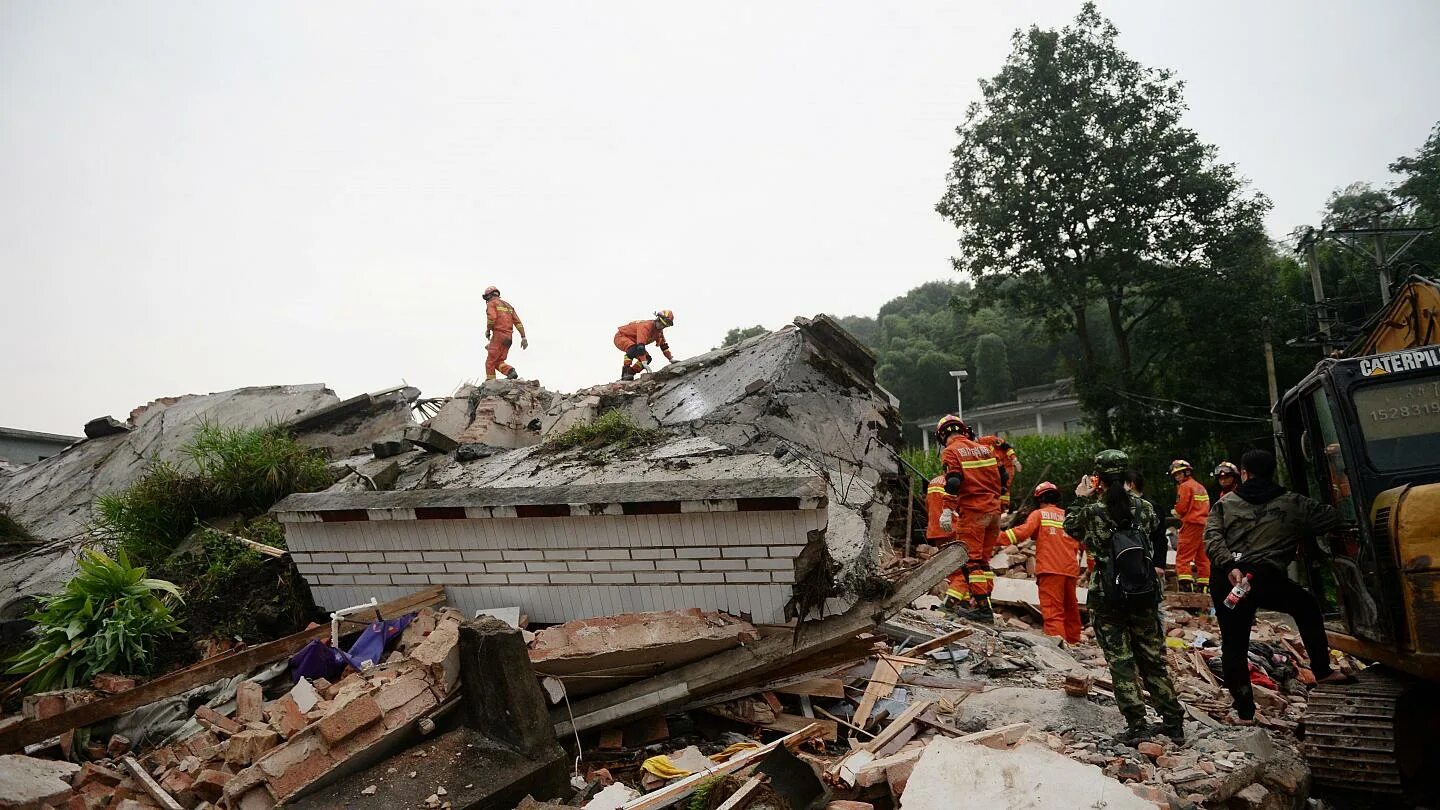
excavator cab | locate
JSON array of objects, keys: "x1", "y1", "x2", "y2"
[{"x1": 1277, "y1": 344, "x2": 1440, "y2": 799}]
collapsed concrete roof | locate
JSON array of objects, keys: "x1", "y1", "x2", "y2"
[
  {"x1": 280, "y1": 316, "x2": 905, "y2": 624},
  {"x1": 0, "y1": 385, "x2": 419, "y2": 617}
]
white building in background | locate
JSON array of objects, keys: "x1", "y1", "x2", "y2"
[
  {"x1": 913, "y1": 378, "x2": 1087, "y2": 448},
  {"x1": 0, "y1": 427, "x2": 80, "y2": 467}
]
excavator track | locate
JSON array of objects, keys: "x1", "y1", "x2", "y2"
[{"x1": 1302, "y1": 668, "x2": 1406, "y2": 795}]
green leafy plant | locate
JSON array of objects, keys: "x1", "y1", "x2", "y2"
[
  {"x1": 543, "y1": 410, "x2": 663, "y2": 454},
  {"x1": 6, "y1": 549, "x2": 181, "y2": 693}
]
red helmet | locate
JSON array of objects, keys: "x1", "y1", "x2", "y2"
[
  {"x1": 1032, "y1": 481, "x2": 1058, "y2": 498},
  {"x1": 483, "y1": 286, "x2": 500, "y2": 300},
  {"x1": 935, "y1": 415, "x2": 968, "y2": 444}
]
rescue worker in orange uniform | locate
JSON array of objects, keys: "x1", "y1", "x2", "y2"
[
  {"x1": 978, "y1": 435, "x2": 1020, "y2": 512},
  {"x1": 482, "y1": 286, "x2": 528, "y2": 380},
  {"x1": 1003, "y1": 482, "x2": 1083, "y2": 643},
  {"x1": 1170, "y1": 459, "x2": 1212, "y2": 592},
  {"x1": 939, "y1": 415, "x2": 1007, "y2": 616},
  {"x1": 925, "y1": 473, "x2": 966, "y2": 602},
  {"x1": 1214, "y1": 461, "x2": 1239, "y2": 498},
  {"x1": 614, "y1": 310, "x2": 675, "y2": 381}
]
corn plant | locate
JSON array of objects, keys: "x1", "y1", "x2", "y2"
[{"x1": 6, "y1": 549, "x2": 181, "y2": 693}]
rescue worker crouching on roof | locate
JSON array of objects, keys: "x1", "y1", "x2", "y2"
[
  {"x1": 482, "y1": 286, "x2": 528, "y2": 381},
  {"x1": 1170, "y1": 459, "x2": 1212, "y2": 592},
  {"x1": 938, "y1": 415, "x2": 1005, "y2": 619},
  {"x1": 615, "y1": 310, "x2": 676, "y2": 381},
  {"x1": 1004, "y1": 481, "x2": 1083, "y2": 644}
]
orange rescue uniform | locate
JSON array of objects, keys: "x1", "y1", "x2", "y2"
[
  {"x1": 978, "y1": 436, "x2": 1019, "y2": 509},
  {"x1": 614, "y1": 320, "x2": 672, "y2": 376},
  {"x1": 941, "y1": 435, "x2": 1003, "y2": 599},
  {"x1": 484, "y1": 297, "x2": 526, "y2": 379},
  {"x1": 1173, "y1": 477, "x2": 1211, "y2": 588},
  {"x1": 1004, "y1": 506, "x2": 1083, "y2": 643},
  {"x1": 924, "y1": 474, "x2": 965, "y2": 600}
]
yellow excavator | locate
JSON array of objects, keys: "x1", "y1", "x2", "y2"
[{"x1": 1275, "y1": 276, "x2": 1440, "y2": 801}]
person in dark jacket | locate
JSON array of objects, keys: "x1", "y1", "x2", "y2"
[{"x1": 1204, "y1": 449, "x2": 1355, "y2": 721}]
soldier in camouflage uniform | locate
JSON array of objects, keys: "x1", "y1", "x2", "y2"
[{"x1": 1064, "y1": 449, "x2": 1186, "y2": 745}]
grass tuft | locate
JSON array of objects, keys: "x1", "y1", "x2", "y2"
[{"x1": 543, "y1": 410, "x2": 663, "y2": 454}]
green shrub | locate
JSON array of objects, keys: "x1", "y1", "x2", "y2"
[
  {"x1": 543, "y1": 410, "x2": 663, "y2": 453},
  {"x1": 94, "y1": 423, "x2": 329, "y2": 568},
  {"x1": 5, "y1": 549, "x2": 181, "y2": 692}
]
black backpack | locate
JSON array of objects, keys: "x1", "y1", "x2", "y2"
[{"x1": 1104, "y1": 521, "x2": 1156, "y2": 602}]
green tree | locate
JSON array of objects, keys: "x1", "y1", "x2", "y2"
[
  {"x1": 972, "y1": 333, "x2": 1012, "y2": 405},
  {"x1": 718, "y1": 325, "x2": 768, "y2": 349},
  {"x1": 1392, "y1": 122, "x2": 1440, "y2": 219},
  {"x1": 936, "y1": 3, "x2": 1268, "y2": 440}
]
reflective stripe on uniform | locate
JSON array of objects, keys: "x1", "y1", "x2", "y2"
[
  {"x1": 1177, "y1": 574, "x2": 1194, "y2": 581},
  {"x1": 960, "y1": 458, "x2": 999, "y2": 469},
  {"x1": 1004, "y1": 529, "x2": 1017, "y2": 543},
  {"x1": 926, "y1": 486, "x2": 946, "y2": 495},
  {"x1": 1193, "y1": 494, "x2": 1210, "y2": 501},
  {"x1": 1040, "y1": 519, "x2": 1065, "y2": 529},
  {"x1": 945, "y1": 587, "x2": 969, "y2": 600}
]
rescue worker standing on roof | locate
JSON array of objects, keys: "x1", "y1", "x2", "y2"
[
  {"x1": 482, "y1": 286, "x2": 528, "y2": 381},
  {"x1": 938, "y1": 415, "x2": 1005, "y2": 616},
  {"x1": 1004, "y1": 482, "x2": 1082, "y2": 643},
  {"x1": 925, "y1": 472, "x2": 966, "y2": 602},
  {"x1": 1066, "y1": 450, "x2": 1186, "y2": 745},
  {"x1": 1170, "y1": 459, "x2": 1212, "y2": 592},
  {"x1": 615, "y1": 311, "x2": 675, "y2": 381}
]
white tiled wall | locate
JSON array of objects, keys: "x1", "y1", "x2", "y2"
[{"x1": 286, "y1": 510, "x2": 824, "y2": 623}]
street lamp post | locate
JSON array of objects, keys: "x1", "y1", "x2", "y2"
[{"x1": 949, "y1": 370, "x2": 968, "y2": 421}]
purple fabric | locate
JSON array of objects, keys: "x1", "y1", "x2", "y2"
[{"x1": 287, "y1": 612, "x2": 417, "y2": 682}]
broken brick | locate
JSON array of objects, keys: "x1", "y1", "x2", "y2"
[
  {"x1": 224, "y1": 729, "x2": 281, "y2": 766},
  {"x1": 1136, "y1": 741, "x2": 1164, "y2": 759},
  {"x1": 318, "y1": 694, "x2": 382, "y2": 745},
  {"x1": 71, "y1": 762, "x2": 125, "y2": 789},
  {"x1": 255, "y1": 731, "x2": 336, "y2": 799},
  {"x1": 21, "y1": 691, "x2": 69, "y2": 721},
  {"x1": 266, "y1": 695, "x2": 309, "y2": 739},
  {"x1": 191, "y1": 770, "x2": 233, "y2": 804},
  {"x1": 235, "y1": 681, "x2": 264, "y2": 724},
  {"x1": 105, "y1": 733, "x2": 132, "y2": 758},
  {"x1": 91, "y1": 673, "x2": 137, "y2": 694},
  {"x1": 194, "y1": 705, "x2": 241, "y2": 735},
  {"x1": 158, "y1": 769, "x2": 196, "y2": 805}
]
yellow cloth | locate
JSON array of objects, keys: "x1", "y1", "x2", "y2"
[{"x1": 640, "y1": 743, "x2": 761, "y2": 779}]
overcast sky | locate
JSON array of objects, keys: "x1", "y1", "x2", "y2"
[{"x1": 3, "y1": 1, "x2": 1437, "y2": 436}]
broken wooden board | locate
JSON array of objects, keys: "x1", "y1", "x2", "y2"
[
  {"x1": 0, "y1": 586, "x2": 446, "y2": 754},
  {"x1": 772, "y1": 678, "x2": 844, "y2": 699},
  {"x1": 760, "y1": 713, "x2": 838, "y2": 741},
  {"x1": 555, "y1": 545, "x2": 967, "y2": 737},
  {"x1": 851, "y1": 657, "x2": 905, "y2": 730},
  {"x1": 619, "y1": 723, "x2": 824, "y2": 810}
]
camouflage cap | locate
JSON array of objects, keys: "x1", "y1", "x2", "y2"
[{"x1": 1093, "y1": 449, "x2": 1129, "y2": 476}]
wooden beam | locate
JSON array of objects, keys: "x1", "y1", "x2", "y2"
[
  {"x1": 772, "y1": 678, "x2": 845, "y2": 699},
  {"x1": 904, "y1": 627, "x2": 974, "y2": 657},
  {"x1": 863, "y1": 699, "x2": 933, "y2": 754},
  {"x1": 554, "y1": 545, "x2": 966, "y2": 737},
  {"x1": 0, "y1": 586, "x2": 445, "y2": 754},
  {"x1": 851, "y1": 658, "x2": 903, "y2": 730},
  {"x1": 122, "y1": 756, "x2": 184, "y2": 810},
  {"x1": 760, "y1": 712, "x2": 837, "y2": 741}
]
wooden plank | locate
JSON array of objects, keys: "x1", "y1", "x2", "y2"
[
  {"x1": 773, "y1": 678, "x2": 844, "y2": 699},
  {"x1": 863, "y1": 699, "x2": 933, "y2": 753},
  {"x1": 121, "y1": 756, "x2": 184, "y2": 810},
  {"x1": 851, "y1": 658, "x2": 902, "y2": 730},
  {"x1": 898, "y1": 672, "x2": 985, "y2": 692},
  {"x1": 761, "y1": 712, "x2": 837, "y2": 741},
  {"x1": 0, "y1": 586, "x2": 445, "y2": 754},
  {"x1": 905, "y1": 628, "x2": 974, "y2": 657},
  {"x1": 813, "y1": 706, "x2": 872, "y2": 740},
  {"x1": 1191, "y1": 651, "x2": 1221, "y2": 688},
  {"x1": 619, "y1": 723, "x2": 823, "y2": 810},
  {"x1": 713, "y1": 776, "x2": 764, "y2": 810},
  {"x1": 555, "y1": 545, "x2": 967, "y2": 737}
]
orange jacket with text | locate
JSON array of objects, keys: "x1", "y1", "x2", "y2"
[
  {"x1": 941, "y1": 435, "x2": 1002, "y2": 514},
  {"x1": 925, "y1": 474, "x2": 957, "y2": 542},
  {"x1": 614, "y1": 320, "x2": 670, "y2": 353},
  {"x1": 1004, "y1": 506, "x2": 1082, "y2": 577},
  {"x1": 1173, "y1": 478, "x2": 1211, "y2": 526},
  {"x1": 486, "y1": 298, "x2": 524, "y2": 335}
]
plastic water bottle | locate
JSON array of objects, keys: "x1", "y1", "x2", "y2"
[{"x1": 1223, "y1": 573, "x2": 1254, "y2": 609}]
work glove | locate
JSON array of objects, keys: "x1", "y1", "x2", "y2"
[
  {"x1": 664, "y1": 350, "x2": 675, "y2": 363},
  {"x1": 1075, "y1": 474, "x2": 1096, "y2": 498},
  {"x1": 939, "y1": 508, "x2": 954, "y2": 533},
  {"x1": 521, "y1": 337, "x2": 529, "y2": 350}
]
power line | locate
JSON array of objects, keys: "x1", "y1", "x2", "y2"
[{"x1": 1107, "y1": 386, "x2": 1272, "y2": 421}]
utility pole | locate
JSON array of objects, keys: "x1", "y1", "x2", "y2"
[
  {"x1": 949, "y1": 370, "x2": 968, "y2": 421},
  {"x1": 1303, "y1": 229, "x2": 1332, "y2": 354},
  {"x1": 1263, "y1": 318, "x2": 1282, "y2": 461}
]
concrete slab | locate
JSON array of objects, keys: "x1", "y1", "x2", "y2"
[{"x1": 899, "y1": 739, "x2": 1153, "y2": 810}]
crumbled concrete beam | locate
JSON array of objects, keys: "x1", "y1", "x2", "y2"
[
  {"x1": 82, "y1": 416, "x2": 130, "y2": 439},
  {"x1": 0, "y1": 753, "x2": 81, "y2": 809},
  {"x1": 403, "y1": 426, "x2": 458, "y2": 454}
]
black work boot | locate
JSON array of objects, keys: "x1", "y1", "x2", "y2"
[
  {"x1": 1157, "y1": 718, "x2": 1185, "y2": 744},
  {"x1": 621, "y1": 370, "x2": 636, "y2": 382},
  {"x1": 506, "y1": 369, "x2": 519, "y2": 380},
  {"x1": 1119, "y1": 724, "x2": 1152, "y2": 747},
  {"x1": 1178, "y1": 579, "x2": 1193, "y2": 593}
]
